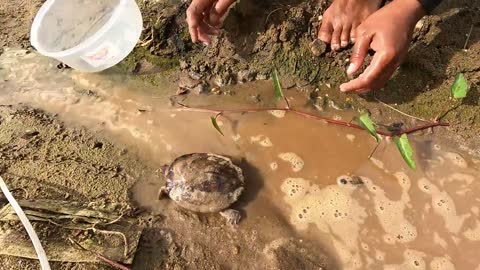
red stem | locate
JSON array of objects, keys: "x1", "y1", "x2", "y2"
[{"x1": 176, "y1": 103, "x2": 449, "y2": 137}]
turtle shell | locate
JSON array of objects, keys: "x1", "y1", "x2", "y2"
[{"x1": 165, "y1": 153, "x2": 244, "y2": 213}]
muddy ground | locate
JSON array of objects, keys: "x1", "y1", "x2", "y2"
[
  {"x1": 0, "y1": 0, "x2": 479, "y2": 269},
  {"x1": 0, "y1": 105, "x2": 333, "y2": 270}
]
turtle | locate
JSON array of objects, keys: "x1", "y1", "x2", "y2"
[{"x1": 159, "y1": 153, "x2": 245, "y2": 225}]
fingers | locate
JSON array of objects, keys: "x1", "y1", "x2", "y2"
[
  {"x1": 340, "y1": 51, "x2": 397, "y2": 93},
  {"x1": 199, "y1": 21, "x2": 221, "y2": 35},
  {"x1": 187, "y1": 2, "x2": 204, "y2": 42},
  {"x1": 187, "y1": 19, "x2": 200, "y2": 43},
  {"x1": 344, "y1": 67, "x2": 395, "y2": 94},
  {"x1": 197, "y1": 21, "x2": 221, "y2": 45},
  {"x1": 331, "y1": 24, "x2": 342, "y2": 51},
  {"x1": 209, "y1": 0, "x2": 236, "y2": 26},
  {"x1": 341, "y1": 24, "x2": 352, "y2": 48},
  {"x1": 359, "y1": 67, "x2": 396, "y2": 93},
  {"x1": 318, "y1": 20, "x2": 334, "y2": 44},
  {"x1": 350, "y1": 22, "x2": 359, "y2": 43},
  {"x1": 187, "y1": 0, "x2": 219, "y2": 43},
  {"x1": 346, "y1": 28, "x2": 372, "y2": 76}
]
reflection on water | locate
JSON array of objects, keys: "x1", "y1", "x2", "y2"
[{"x1": 1, "y1": 49, "x2": 480, "y2": 269}]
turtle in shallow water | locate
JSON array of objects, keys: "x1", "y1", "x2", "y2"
[{"x1": 159, "y1": 153, "x2": 245, "y2": 224}]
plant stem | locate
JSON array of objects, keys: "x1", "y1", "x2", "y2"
[
  {"x1": 374, "y1": 97, "x2": 429, "y2": 122},
  {"x1": 368, "y1": 143, "x2": 381, "y2": 159},
  {"x1": 463, "y1": 24, "x2": 474, "y2": 50},
  {"x1": 284, "y1": 96, "x2": 291, "y2": 109},
  {"x1": 69, "y1": 238, "x2": 131, "y2": 270},
  {"x1": 435, "y1": 101, "x2": 461, "y2": 122},
  {"x1": 176, "y1": 102, "x2": 449, "y2": 137}
]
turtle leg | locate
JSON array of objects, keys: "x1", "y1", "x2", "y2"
[
  {"x1": 158, "y1": 186, "x2": 168, "y2": 200},
  {"x1": 220, "y1": 209, "x2": 242, "y2": 225}
]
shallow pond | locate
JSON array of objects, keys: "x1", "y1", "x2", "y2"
[{"x1": 1, "y1": 49, "x2": 480, "y2": 270}]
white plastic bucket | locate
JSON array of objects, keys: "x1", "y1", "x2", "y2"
[{"x1": 30, "y1": 0, "x2": 143, "y2": 72}]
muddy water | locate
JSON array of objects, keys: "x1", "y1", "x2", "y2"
[{"x1": 1, "y1": 49, "x2": 480, "y2": 269}]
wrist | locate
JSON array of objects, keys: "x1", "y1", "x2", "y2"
[
  {"x1": 388, "y1": 0, "x2": 426, "y2": 28},
  {"x1": 402, "y1": 0, "x2": 427, "y2": 23}
]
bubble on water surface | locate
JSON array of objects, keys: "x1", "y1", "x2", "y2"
[
  {"x1": 269, "y1": 162, "x2": 278, "y2": 171},
  {"x1": 444, "y1": 152, "x2": 468, "y2": 168},
  {"x1": 250, "y1": 135, "x2": 273, "y2": 147},
  {"x1": 278, "y1": 153, "x2": 304, "y2": 172},
  {"x1": 231, "y1": 134, "x2": 241, "y2": 142},
  {"x1": 417, "y1": 177, "x2": 469, "y2": 234},
  {"x1": 280, "y1": 177, "x2": 368, "y2": 268},
  {"x1": 463, "y1": 220, "x2": 480, "y2": 241},
  {"x1": 346, "y1": 134, "x2": 355, "y2": 142},
  {"x1": 430, "y1": 257, "x2": 455, "y2": 270},
  {"x1": 384, "y1": 249, "x2": 426, "y2": 270},
  {"x1": 268, "y1": 110, "x2": 286, "y2": 118}
]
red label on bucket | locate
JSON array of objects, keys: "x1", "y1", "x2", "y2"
[{"x1": 81, "y1": 42, "x2": 119, "y2": 68}]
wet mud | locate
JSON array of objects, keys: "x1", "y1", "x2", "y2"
[
  {"x1": 0, "y1": 0, "x2": 480, "y2": 269},
  {"x1": 1, "y1": 49, "x2": 480, "y2": 269}
]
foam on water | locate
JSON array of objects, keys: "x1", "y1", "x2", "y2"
[
  {"x1": 268, "y1": 110, "x2": 286, "y2": 118},
  {"x1": 418, "y1": 177, "x2": 469, "y2": 234},
  {"x1": 281, "y1": 177, "x2": 367, "y2": 268},
  {"x1": 250, "y1": 135, "x2": 273, "y2": 147},
  {"x1": 444, "y1": 152, "x2": 468, "y2": 168},
  {"x1": 278, "y1": 153, "x2": 304, "y2": 172}
]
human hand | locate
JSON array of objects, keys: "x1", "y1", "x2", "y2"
[
  {"x1": 339, "y1": 0, "x2": 425, "y2": 93},
  {"x1": 186, "y1": 0, "x2": 236, "y2": 45},
  {"x1": 318, "y1": 0, "x2": 383, "y2": 51}
]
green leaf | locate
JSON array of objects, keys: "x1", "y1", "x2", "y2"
[
  {"x1": 451, "y1": 73, "x2": 468, "y2": 99},
  {"x1": 355, "y1": 114, "x2": 380, "y2": 142},
  {"x1": 211, "y1": 116, "x2": 224, "y2": 136},
  {"x1": 394, "y1": 134, "x2": 416, "y2": 170},
  {"x1": 272, "y1": 69, "x2": 284, "y2": 99}
]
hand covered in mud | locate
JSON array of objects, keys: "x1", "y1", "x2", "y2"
[
  {"x1": 339, "y1": 0, "x2": 425, "y2": 93},
  {"x1": 186, "y1": 0, "x2": 236, "y2": 45}
]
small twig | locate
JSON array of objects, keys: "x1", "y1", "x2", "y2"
[
  {"x1": 9, "y1": 188, "x2": 29, "y2": 199},
  {"x1": 463, "y1": 24, "x2": 474, "y2": 50},
  {"x1": 104, "y1": 214, "x2": 124, "y2": 226},
  {"x1": 92, "y1": 225, "x2": 129, "y2": 258},
  {"x1": 42, "y1": 217, "x2": 129, "y2": 258},
  {"x1": 265, "y1": 8, "x2": 283, "y2": 26},
  {"x1": 374, "y1": 94, "x2": 428, "y2": 122},
  {"x1": 138, "y1": 28, "x2": 154, "y2": 47},
  {"x1": 435, "y1": 101, "x2": 461, "y2": 122},
  {"x1": 175, "y1": 102, "x2": 449, "y2": 137},
  {"x1": 139, "y1": 39, "x2": 153, "y2": 47},
  {"x1": 68, "y1": 238, "x2": 131, "y2": 270}
]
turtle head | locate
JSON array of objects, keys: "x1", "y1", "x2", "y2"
[{"x1": 160, "y1": 165, "x2": 170, "y2": 177}]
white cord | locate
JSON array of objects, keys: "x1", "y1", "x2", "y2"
[{"x1": 0, "y1": 176, "x2": 51, "y2": 270}]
